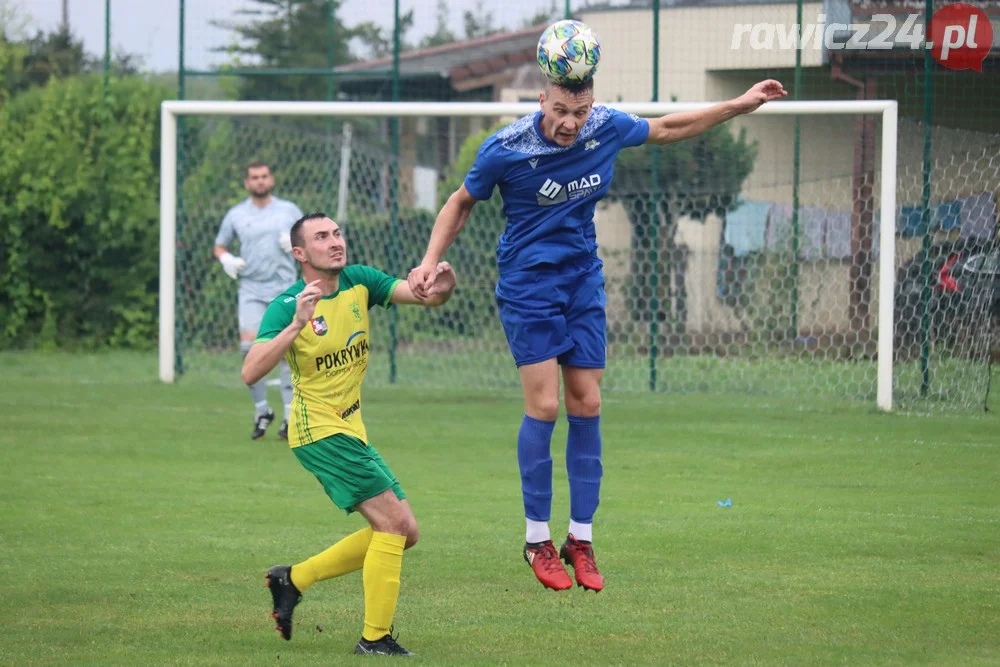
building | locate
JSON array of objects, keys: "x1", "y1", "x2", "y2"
[
  {"x1": 336, "y1": 1, "x2": 1000, "y2": 342},
  {"x1": 576, "y1": 0, "x2": 1000, "y2": 340},
  {"x1": 334, "y1": 24, "x2": 551, "y2": 186}
]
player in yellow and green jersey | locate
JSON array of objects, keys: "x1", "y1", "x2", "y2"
[{"x1": 242, "y1": 212, "x2": 457, "y2": 657}]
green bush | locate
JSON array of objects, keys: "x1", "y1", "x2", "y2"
[{"x1": 0, "y1": 74, "x2": 171, "y2": 349}]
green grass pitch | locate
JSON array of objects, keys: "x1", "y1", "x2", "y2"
[{"x1": 1, "y1": 351, "x2": 998, "y2": 665}]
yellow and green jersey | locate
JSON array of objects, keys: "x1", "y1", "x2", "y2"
[{"x1": 255, "y1": 265, "x2": 401, "y2": 448}]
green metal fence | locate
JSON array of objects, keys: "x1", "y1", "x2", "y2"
[{"x1": 148, "y1": 0, "x2": 999, "y2": 410}]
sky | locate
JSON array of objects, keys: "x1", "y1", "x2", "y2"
[{"x1": 17, "y1": 0, "x2": 558, "y2": 72}]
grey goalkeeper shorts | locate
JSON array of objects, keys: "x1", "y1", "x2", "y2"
[
  {"x1": 238, "y1": 291, "x2": 271, "y2": 335},
  {"x1": 238, "y1": 280, "x2": 292, "y2": 336}
]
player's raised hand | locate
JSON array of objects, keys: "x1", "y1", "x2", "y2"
[
  {"x1": 293, "y1": 280, "x2": 323, "y2": 327},
  {"x1": 407, "y1": 262, "x2": 439, "y2": 301},
  {"x1": 427, "y1": 261, "x2": 456, "y2": 296},
  {"x1": 734, "y1": 79, "x2": 787, "y2": 114}
]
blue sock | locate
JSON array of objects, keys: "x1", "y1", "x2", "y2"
[
  {"x1": 517, "y1": 415, "x2": 555, "y2": 522},
  {"x1": 567, "y1": 414, "x2": 603, "y2": 524}
]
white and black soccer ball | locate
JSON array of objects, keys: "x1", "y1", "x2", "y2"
[{"x1": 536, "y1": 19, "x2": 601, "y2": 86}]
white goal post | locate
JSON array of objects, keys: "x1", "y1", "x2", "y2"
[{"x1": 158, "y1": 99, "x2": 898, "y2": 409}]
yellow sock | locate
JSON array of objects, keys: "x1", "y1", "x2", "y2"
[
  {"x1": 290, "y1": 527, "x2": 374, "y2": 593},
  {"x1": 361, "y1": 532, "x2": 407, "y2": 642}
]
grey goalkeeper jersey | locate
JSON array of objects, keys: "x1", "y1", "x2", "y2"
[{"x1": 215, "y1": 196, "x2": 304, "y2": 299}]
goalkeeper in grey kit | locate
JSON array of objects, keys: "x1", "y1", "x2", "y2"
[{"x1": 214, "y1": 160, "x2": 305, "y2": 440}]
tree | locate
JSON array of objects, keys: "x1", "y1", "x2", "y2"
[
  {"x1": 463, "y1": 0, "x2": 500, "y2": 39},
  {"x1": 605, "y1": 111, "x2": 758, "y2": 335},
  {"x1": 20, "y1": 27, "x2": 91, "y2": 87},
  {"x1": 419, "y1": 0, "x2": 458, "y2": 49},
  {"x1": 420, "y1": 0, "x2": 522, "y2": 50},
  {"x1": 211, "y1": 0, "x2": 357, "y2": 102},
  {"x1": 0, "y1": 0, "x2": 29, "y2": 101},
  {"x1": 522, "y1": 1, "x2": 559, "y2": 28},
  {"x1": 0, "y1": 36, "x2": 27, "y2": 104},
  {"x1": 0, "y1": 20, "x2": 140, "y2": 99},
  {"x1": 352, "y1": 9, "x2": 415, "y2": 59}
]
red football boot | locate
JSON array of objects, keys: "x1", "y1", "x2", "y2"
[
  {"x1": 559, "y1": 534, "x2": 604, "y2": 591},
  {"x1": 523, "y1": 540, "x2": 573, "y2": 590}
]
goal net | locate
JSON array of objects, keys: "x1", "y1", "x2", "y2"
[{"x1": 158, "y1": 100, "x2": 997, "y2": 412}]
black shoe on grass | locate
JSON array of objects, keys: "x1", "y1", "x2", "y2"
[
  {"x1": 265, "y1": 565, "x2": 301, "y2": 640},
  {"x1": 353, "y1": 628, "x2": 414, "y2": 656},
  {"x1": 252, "y1": 410, "x2": 275, "y2": 440}
]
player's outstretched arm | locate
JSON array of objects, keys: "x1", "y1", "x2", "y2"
[
  {"x1": 241, "y1": 280, "x2": 322, "y2": 385},
  {"x1": 393, "y1": 262, "x2": 456, "y2": 308},
  {"x1": 645, "y1": 79, "x2": 787, "y2": 145},
  {"x1": 408, "y1": 185, "x2": 477, "y2": 299}
]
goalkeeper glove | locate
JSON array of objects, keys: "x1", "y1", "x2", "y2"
[
  {"x1": 278, "y1": 231, "x2": 293, "y2": 253},
  {"x1": 219, "y1": 252, "x2": 246, "y2": 280}
]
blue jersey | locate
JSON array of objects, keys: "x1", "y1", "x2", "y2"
[{"x1": 464, "y1": 105, "x2": 649, "y2": 275}]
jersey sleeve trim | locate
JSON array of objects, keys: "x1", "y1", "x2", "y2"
[
  {"x1": 254, "y1": 334, "x2": 277, "y2": 343},
  {"x1": 384, "y1": 278, "x2": 403, "y2": 307}
]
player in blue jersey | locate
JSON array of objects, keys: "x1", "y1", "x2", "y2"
[{"x1": 408, "y1": 76, "x2": 786, "y2": 592}]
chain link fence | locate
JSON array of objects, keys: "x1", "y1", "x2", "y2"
[{"x1": 165, "y1": 0, "x2": 998, "y2": 410}]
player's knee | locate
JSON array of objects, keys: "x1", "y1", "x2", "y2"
[
  {"x1": 404, "y1": 518, "x2": 419, "y2": 549},
  {"x1": 577, "y1": 393, "x2": 602, "y2": 417},
  {"x1": 566, "y1": 390, "x2": 601, "y2": 417},
  {"x1": 372, "y1": 506, "x2": 411, "y2": 537},
  {"x1": 370, "y1": 515, "x2": 407, "y2": 537},
  {"x1": 526, "y1": 397, "x2": 560, "y2": 422}
]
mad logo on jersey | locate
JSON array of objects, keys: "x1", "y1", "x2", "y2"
[
  {"x1": 350, "y1": 301, "x2": 362, "y2": 322},
  {"x1": 314, "y1": 330, "x2": 369, "y2": 376},
  {"x1": 536, "y1": 178, "x2": 567, "y2": 205},
  {"x1": 536, "y1": 174, "x2": 602, "y2": 206},
  {"x1": 311, "y1": 316, "x2": 328, "y2": 336}
]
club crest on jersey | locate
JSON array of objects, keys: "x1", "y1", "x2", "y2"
[
  {"x1": 310, "y1": 316, "x2": 328, "y2": 336},
  {"x1": 350, "y1": 301, "x2": 362, "y2": 321}
]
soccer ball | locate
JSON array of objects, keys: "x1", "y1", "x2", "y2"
[{"x1": 536, "y1": 20, "x2": 601, "y2": 86}]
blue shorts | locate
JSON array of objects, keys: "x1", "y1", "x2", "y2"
[{"x1": 495, "y1": 258, "x2": 607, "y2": 368}]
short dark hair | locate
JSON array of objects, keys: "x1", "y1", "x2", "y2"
[
  {"x1": 245, "y1": 160, "x2": 271, "y2": 177},
  {"x1": 546, "y1": 77, "x2": 594, "y2": 96},
  {"x1": 290, "y1": 212, "x2": 328, "y2": 248}
]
